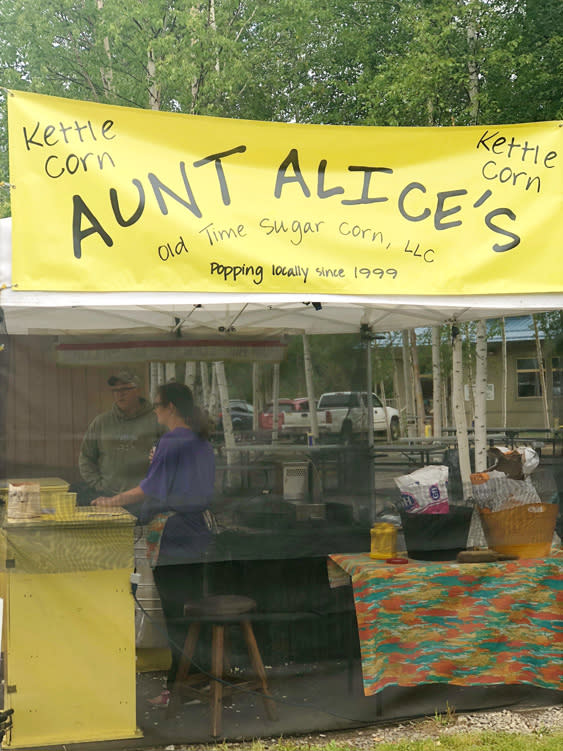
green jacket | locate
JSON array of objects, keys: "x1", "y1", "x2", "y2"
[{"x1": 79, "y1": 399, "x2": 161, "y2": 495}]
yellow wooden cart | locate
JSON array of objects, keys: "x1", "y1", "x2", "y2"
[{"x1": 0, "y1": 481, "x2": 140, "y2": 748}]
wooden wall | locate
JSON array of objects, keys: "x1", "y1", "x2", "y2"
[{"x1": 1, "y1": 336, "x2": 148, "y2": 482}]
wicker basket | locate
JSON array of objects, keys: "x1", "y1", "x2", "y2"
[{"x1": 478, "y1": 503, "x2": 558, "y2": 558}]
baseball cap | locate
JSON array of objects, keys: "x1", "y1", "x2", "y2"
[{"x1": 107, "y1": 369, "x2": 141, "y2": 387}]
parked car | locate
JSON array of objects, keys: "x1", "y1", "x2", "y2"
[
  {"x1": 259, "y1": 398, "x2": 312, "y2": 433},
  {"x1": 316, "y1": 391, "x2": 400, "y2": 442},
  {"x1": 216, "y1": 399, "x2": 254, "y2": 432}
]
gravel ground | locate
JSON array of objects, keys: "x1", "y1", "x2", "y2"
[
  {"x1": 302, "y1": 706, "x2": 563, "y2": 747},
  {"x1": 274, "y1": 707, "x2": 563, "y2": 750},
  {"x1": 171, "y1": 705, "x2": 563, "y2": 749}
]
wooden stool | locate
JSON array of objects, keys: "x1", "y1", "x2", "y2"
[{"x1": 172, "y1": 594, "x2": 278, "y2": 737}]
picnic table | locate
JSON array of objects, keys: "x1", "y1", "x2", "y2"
[
  {"x1": 441, "y1": 427, "x2": 550, "y2": 453},
  {"x1": 374, "y1": 439, "x2": 449, "y2": 466}
]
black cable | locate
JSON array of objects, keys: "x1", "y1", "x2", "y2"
[{"x1": 133, "y1": 589, "x2": 524, "y2": 727}]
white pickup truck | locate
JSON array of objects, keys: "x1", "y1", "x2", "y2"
[
  {"x1": 260, "y1": 391, "x2": 400, "y2": 443},
  {"x1": 316, "y1": 391, "x2": 400, "y2": 442}
]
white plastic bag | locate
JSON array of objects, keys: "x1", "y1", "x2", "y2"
[
  {"x1": 518, "y1": 446, "x2": 539, "y2": 475},
  {"x1": 394, "y1": 465, "x2": 449, "y2": 514},
  {"x1": 470, "y1": 470, "x2": 540, "y2": 511}
]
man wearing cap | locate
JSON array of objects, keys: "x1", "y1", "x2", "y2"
[{"x1": 77, "y1": 370, "x2": 162, "y2": 505}]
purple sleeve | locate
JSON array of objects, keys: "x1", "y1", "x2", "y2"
[
  {"x1": 139, "y1": 430, "x2": 214, "y2": 506},
  {"x1": 139, "y1": 443, "x2": 170, "y2": 500}
]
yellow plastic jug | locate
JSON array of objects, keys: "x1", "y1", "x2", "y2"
[{"x1": 370, "y1": 522, "x2": 397, "y2": 559}]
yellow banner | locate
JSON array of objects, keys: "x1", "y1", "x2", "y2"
[{"x1": 8, "y1": 90, "x2": 562, "y2": 294}]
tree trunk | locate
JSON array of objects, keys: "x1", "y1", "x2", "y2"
[
  {"x1": 252, "y1": 362, "x2": 260, "y2": 432},
  {"x1": 442, "y1": 379, "x2": 449, "y2": 431},
  {"x1": 164, "y1": 362, "x2": 176, "y2": 382},
  {"x1": 501, "y1": 317, "x2": 507, "y2": 429},
  {"x1": 402, "y1": 330, "x2": 415, "y2": 437},
  {"x1": 474, "y1": 320, "x2": 488, "y2": 472},
  {"x1": 147, "y1": 47, "x2": 161, "y2": 110},
  {"x1": 208, "y1": 0, "x2": 220, "y2": 73},
  {"x1": 431, "y1": 326, "x2": 442, "y2": 437},
  {"x1": 97, "y1": 0, "x2": 114, "y2": 99},
  {"x1": 379, "y1": 378, "x2": 391, "y2": 440},
  {"x1": 149, "y1": 362, "x2": 163, "y2": 400},
  {"x1": 533, "y1": 315, "x2": 551, "y2": 429},
  {"x1": 215, "y1": 362, "x2": 236, "y2": 490},
  {"x1": 184, "y1": 361, "x2": 197, "y2": 392},
  {"x1": 271, "y1": 362, "x2": 280, "y2": 442},
  {"x1": 392, "y1": 352, "x2": 402, "y2": 427},
  {"x1": 409, "y1": 329, "x2": 426, "y2": 437},
  {"x1": 200, "y1": 362, "x2": 210, "y2": 412},
  {"x1": 209, "y1": 363, "x2": 219, "y2": 422},
  {"x1": 467, "y1": 14, "x2": 480, "y2": 125},
  {"x1": 190, "y1": 4, "x2": 203, "y2": 111},
  {"x1": 452, "y1": 327, "x2": 471, "y2": 499},
  {"x1": 464, "y1": 323, "x2": 476, "y2": 425},
  {"x1": 302, "y1": 334, "x2": 319, "y2": 441},
  {"x1": 374, "y1": 340, "x2": 391, "y2": 440}
]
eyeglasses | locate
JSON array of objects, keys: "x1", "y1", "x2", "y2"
[{"x1": 111, "y1": 386, "x2": 137, "y2": 395}]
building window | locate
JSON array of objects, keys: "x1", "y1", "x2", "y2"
[
  {"x1": 516, "y1": 358, "x2": 543, "y2": 398},
  {"x1": 553, "y1": 357, "x2": 563, "y2": 397}
]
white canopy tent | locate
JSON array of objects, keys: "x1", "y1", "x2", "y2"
[{"x1": 2, "y1": 218, "x2": 562, "y2": 337}]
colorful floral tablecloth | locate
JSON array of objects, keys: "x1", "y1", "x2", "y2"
[{"x1": 328, "y1": 552, "x2": 563, "y2": 696}]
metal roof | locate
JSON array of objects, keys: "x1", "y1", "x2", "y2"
[{"x1": 486, "y1": 315, "x2": 543, "y2": 343}]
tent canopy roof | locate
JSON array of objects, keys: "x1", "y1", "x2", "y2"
[{"x1": 1, "y1": 218, "x2": 562, "y2": 338}]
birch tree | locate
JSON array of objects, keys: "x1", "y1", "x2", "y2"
[
  {"x1": 402, "y1": 331, "x2": 415, "y2": 437},
  {"x1": 409, "y1": 329, "x2": 426, "y2": 438},
  {"x1": 431, "y1": 327, "x2": 442, "y2": 437},
  {"x1": 474, "y1": 319, "x2": 488, "y2": 471},
  {"x1": 533, "y1": 315, "x2": 551, "y2": 429},
  {"x1": 501, "y1": 318, "x2": 508, "y2": 429},
  {"x1": 452, "y1": 326, "x2": 471, "y2": 499},
  {"x1": 374, "y1": 338, "x2": 391, "y2": 440},
  {"x1": 302, "y1": 334, "x2": 319, "y2": 441},
  {"x1": 252, "y1": 362, "x2": 260, "y2": 432},
  {"x1": 463, "y1": 323, "x2": 476, "y2": 425}
]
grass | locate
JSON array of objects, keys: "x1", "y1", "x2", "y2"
[
  {"x1": 199, "y1": 731, "x2": 563, "y2": 751},
  {"x1": 371, "y1": 733, "x2": 563, "y2": 751},
  {"x1": 432, "y1": 701, "x2": 457, "y2": 727}
]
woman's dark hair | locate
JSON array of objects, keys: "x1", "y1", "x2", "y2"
[{"x1": 157, "y1": 382, "x2": 211, "y2": 439}]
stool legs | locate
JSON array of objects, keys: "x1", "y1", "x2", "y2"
[
  {"x1": 174, "y1": 621, "x2": 201, "y2": 686},
  {"x1": 174, "y1": 617, "x2": 276, "y2": 737},
  {"x1": 210, "y1": 625, "x2": 225, "y2": 737},
  {"x1": 240, "y1": 620, "x2": 278, "y2": 720}
]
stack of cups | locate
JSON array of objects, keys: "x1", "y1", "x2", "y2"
[{"x1": 55, "y1": 492, "x2": 77, "y2": 521}]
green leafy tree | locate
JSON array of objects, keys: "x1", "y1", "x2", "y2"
[{"x1": 1, "y1": 0, "x2": 561, "y2": 215}]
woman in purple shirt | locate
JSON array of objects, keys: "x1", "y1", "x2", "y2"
[{"x1": 93, "y1": 381, "x2": 215, "y2": 706}]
